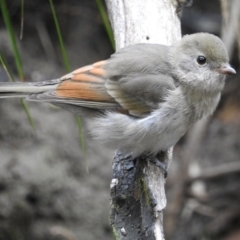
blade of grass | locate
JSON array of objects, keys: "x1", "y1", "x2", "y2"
[
  {"x1": 0, "y1": 0, "x2": 35, "y2": 130},
  {"x1": 20, "y1": 0, "x2": 24, "y2": 39},
  {"x1": 20, "y1": 99, "x2": 36, "y2": 129},
  {"x1": 95, "y1": 0, "x2": 115, "y2": 49},
  {"x1": 48, "y1": 0, "x2": 86, "y2": 168},
  {"x1": 1, "y1": 0, "x2": 24, "y2": 79},
  {"x1": 77, "y1": 117, "x2": 88, "y2": 173},
  {"x1": 0, "y1": 53, "x2": 36, "y2": 130},
  {"x1": 48, "y1": 0, "x2": 71, "y2": 72},
  {"x1": 0, "y1": 52, "x2": 14, "y2": 81}
]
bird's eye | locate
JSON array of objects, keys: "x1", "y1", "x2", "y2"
[{"x1": 197, "y1": 56, "x2": 206, "y2": 65}]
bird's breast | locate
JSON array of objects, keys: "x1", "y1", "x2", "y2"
[{"x1": 184, "y1": 90, "x2": 221, "y2": 121}]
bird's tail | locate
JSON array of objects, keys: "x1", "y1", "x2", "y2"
[{"x1": 0, "y1": 81, "x2": 57, "y2": 98}]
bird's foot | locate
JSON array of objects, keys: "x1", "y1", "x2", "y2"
[{"x1": 142, "y1": 154, "x2": 168, "y2": 178}]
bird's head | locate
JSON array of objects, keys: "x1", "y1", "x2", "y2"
[{"x1": 170, "y1": 33, "x2": 236, "y2": 93}]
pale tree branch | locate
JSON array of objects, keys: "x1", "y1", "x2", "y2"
[
  {"x1": 220, "y1": 0, "x2": 240, "y2": 59},
  {"x1": 105, "y1": 0, "x2": 182, "y2": 239}
]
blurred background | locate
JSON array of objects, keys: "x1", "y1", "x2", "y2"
[{"x1": 0, "y1": 0, "x2": 239, "y2": 239}]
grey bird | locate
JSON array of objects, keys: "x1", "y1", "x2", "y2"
[{"x1": 0, "y1": 33, "x2": 236, "y2": 158}]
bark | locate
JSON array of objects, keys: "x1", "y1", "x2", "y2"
[
  {"x1": 106, "y1": 0, "x2": 181, "y2": 50},
  {"x1": 105, "y1": 0, "x2": 182, "y2": 239}
]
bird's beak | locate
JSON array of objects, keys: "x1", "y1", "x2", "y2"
[{"x1": 217, "y1": 64, "x2": 236, "y2": 75}]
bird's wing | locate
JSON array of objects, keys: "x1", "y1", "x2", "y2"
[
  {"x1": 28, "y1": 62, "x2": 119, "y2": 110},
  {"x1": 105, "y1": 74, "x2": 175, "y2": 117},
  {"x1": 104, "y1": 43, "x2": 176, "y2": 116},
  {"x1": 29, "y1": 44, "x2": 176, "y2": 117}
]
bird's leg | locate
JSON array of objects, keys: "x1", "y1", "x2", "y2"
[
  {"x1": 116, "y1": 151, "x2": 168, "y2": 177},
  {"x1": 141, "y1": 152, "x2": 168, "y2": 178},
  {"x1": 115, "y1": 151, "x2": 133, "y2": 160}
]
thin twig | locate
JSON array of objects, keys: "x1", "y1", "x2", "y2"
[{"x1": 189, "y1": 161, "x2": 240, "y2": 181}]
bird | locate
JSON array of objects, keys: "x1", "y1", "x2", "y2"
[{"x1": 0, "y1": 33, "x2": 236, "y2": 159}]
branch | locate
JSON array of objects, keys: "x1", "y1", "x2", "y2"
[
  {"x1": 106, "y1": 0, "x2": 181, "y2": 49},
  {"x1": 220, "y1": 0, "x2": 240, "y2": 58},
  {"x1": 105, "y1": 0, "x2": 182, "y2": 239}
]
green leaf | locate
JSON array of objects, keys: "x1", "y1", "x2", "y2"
[
  {"x1": 0, "y1": 52, "x2": 14, "y2": 81},
  {"x1": 20, "y1": 98, "x2": 36, "y2": 130},
  {"x1": 95, "y1": 0, "x2": 115, "y2": 49},
  {"x1": 0, "y1": 2, "x2": 35, "y2": 130},
  {"x1": 77, "y1": 117, "x2": 88, "y2": 173},
  {"x1": 48, "y1": 0, "x2": 87, "y2": 169},
  {"x1": 0, "y1": 0, "x2": 24, "y2": 79},
  {"x1": 48, "y1": 0, "x2": 71, "y2": 72},
  {"x1": 20, "y1": 0, "x2": 24, "y2": 39}
]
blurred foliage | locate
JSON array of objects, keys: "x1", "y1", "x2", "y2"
[{"x1": 0, "y1": 0, "x2": 35, "y2": 129}]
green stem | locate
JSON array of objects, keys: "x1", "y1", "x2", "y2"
[
  {"x1": 48, "y1": 0, "x2": 71, "y2": 72},
  {"x1": 1, "y1": 0, "x2": 24, "y2": 79},
  {"x1": 95, "y1": 0, "x2": 115, "y2": 49}
]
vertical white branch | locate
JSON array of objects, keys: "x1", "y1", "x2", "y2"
[
  {"x1": 106, "y1": 0, "x2": 181, "y2": 50},
  {"x1": 105, "y1": 0, "x2": 181, "y2": 239}
]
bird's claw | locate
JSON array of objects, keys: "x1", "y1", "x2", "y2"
[{"x1": 142, "y1": 154, "x2": 168, "y2": 178}]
